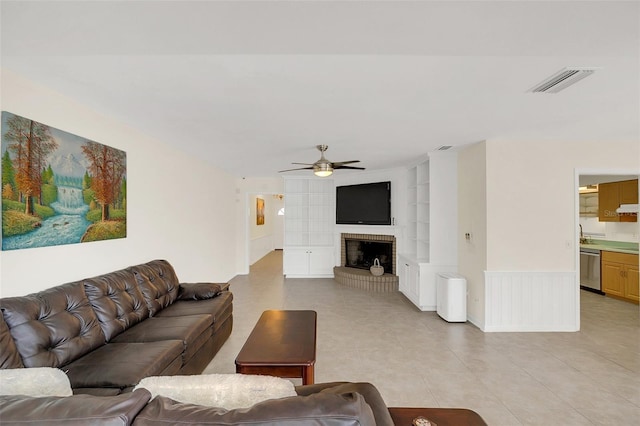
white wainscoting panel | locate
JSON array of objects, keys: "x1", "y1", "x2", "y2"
[{"x1": 484, "y1": 271, "x2": 578, "y2": 332}]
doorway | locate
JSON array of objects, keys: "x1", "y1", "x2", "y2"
[
  {"x1": 246, "y1": 192, "x2": 285, "y2": 268},
  {"x1": 575, "y1": 169, "x2": 639, "y2": 324}
]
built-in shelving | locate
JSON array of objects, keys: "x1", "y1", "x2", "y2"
[
  {"x1": 405, "y1": 160, "x2": 430, "y2": 262},
  {"x1": 399, "y1": 151, "x2": 458, "y2": 311},
  {"x1": 283, "y1": 177, "x2": 335, "y2": 277}
]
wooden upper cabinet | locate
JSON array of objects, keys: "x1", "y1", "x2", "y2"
[
  {"x1": 598, "y1": 179, "x2": 638, "y2": 222},
  {"x1": 598, "y1": 182, "x2": 620, "y2": 222},
  {"x1": 620, "y1": 179, "x2": 639, "y2": 204}
]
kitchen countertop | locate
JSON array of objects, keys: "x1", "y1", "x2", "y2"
[{"x1": 580, "y1": 239, "x2": 639, "y2": 255}]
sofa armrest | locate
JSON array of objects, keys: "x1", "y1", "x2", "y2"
[
  {"x1": 295, "y1": 382, "x2": 394, "y2": 426},
  {"x1": 0, "y1": 388, "x2": 151, "y2": 425},
  {"x1": 177, "y1": 283, "x2": 225, "y2": 300}
]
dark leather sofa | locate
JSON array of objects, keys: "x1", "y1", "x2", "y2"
[
  {"x1": 0, "y1": 381, "x2": 394, "y2": 425},
  {"x1": 0, "y1": 259, "x2": 233, "y2": 396}
]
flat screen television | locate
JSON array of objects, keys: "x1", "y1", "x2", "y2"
[{"x1": 336, "y1": 181, "x2": 391, "y2": 225}]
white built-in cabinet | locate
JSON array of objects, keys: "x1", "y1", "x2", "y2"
[
  {"x1": 399, "y1": 151, "x2": 458, "y2": 311},
  {"x1": 283, "y1": 177, "x2": 335, "y2": 278}
]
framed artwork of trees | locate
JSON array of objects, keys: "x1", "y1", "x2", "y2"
[{"x1": 1, "y1": 111, "x2": 127, "y2": 250}]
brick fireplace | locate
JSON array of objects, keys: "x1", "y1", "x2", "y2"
[{"x1": 334, "y1": 233, "x2": 399, "y2": 292}]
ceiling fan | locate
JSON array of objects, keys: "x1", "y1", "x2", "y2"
[{"x1": 279, "y1": 145, "x2": 365, "y2": 177}]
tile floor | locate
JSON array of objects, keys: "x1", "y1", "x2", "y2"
[{"x1": 204, "y1": 250, "x2": 640, "y2": 425}]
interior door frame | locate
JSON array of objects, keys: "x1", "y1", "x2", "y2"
[
  {"x1": 243, "y1": 191, "x2": 285, "y2": 272},
  {"x1": 574, "y1": 167, "x2": 640, "y2": 329}
]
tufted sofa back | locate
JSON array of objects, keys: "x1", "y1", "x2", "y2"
[
  {"x1": 0, "y1": 313, "x2": 24, "y2": 369},
  {"x1": 0, "y1": 282, "x2": 106, "y2": 368},
  {"x1": 128, "y1": 260, "x2": 179, "y2": 316},
  {"x1": 83, "y1": 268, "x2": 150, "y2": 341}
]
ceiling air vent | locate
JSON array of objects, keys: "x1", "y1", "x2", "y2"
[
  {"x1": 529, "y1": 67, "x2": 597, "y2": 94},
  {"x1": 436, "y1": 145, "x2": 452, "y2": 151}
]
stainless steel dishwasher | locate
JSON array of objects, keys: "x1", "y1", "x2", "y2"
[{"x1": 580, "y1": 248, "x2": 602, "y2": 293}]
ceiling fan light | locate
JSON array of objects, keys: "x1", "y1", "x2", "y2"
[{"x1": 314, "y1": 163, "x2": 333, "y2": 177}]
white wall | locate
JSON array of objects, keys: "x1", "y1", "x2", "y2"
[
  {"x1": 459, "y1": 138, "x2": 639, "y2": 331},
  {"x1": 0, "y1": 70, "x2": 238, "y2": 297},
  {"x1": 485, "y1": 139, "x2": 639, "y2": 271},
  {"x1": 272, "y1": 196, "x2": 285, "y2": 249},
  {"x1": 458, "y1": 142, "x2": 487, "y2": 328}
]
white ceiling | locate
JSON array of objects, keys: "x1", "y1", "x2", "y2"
[{"x1": 2, "y1": 1, "x2": 639, "y2": 178}]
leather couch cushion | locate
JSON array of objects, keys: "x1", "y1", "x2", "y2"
[
  {"x1": 0, "y1": 388, "x2": 151, "y2": 426},
  {"x1": 64, "y1": 340, "x2": 183, "y2": 390},
  {"x1": 0, "y1": 282, "x2": 105, "y2": 368},
  {"x1": 132, "y1": 391, "x2": 376, "y2": 426},
  {"x1": 0, "y1": 313, "x2": 23, "y2": 369},
  {"x1": 178, "y1": 283, "x2": 222, "y2": 300},
  {"x1": 155, "y1": 291, "x2": 233, "y2": 320},
  {"x1": 111, "y1": 315, "x2": 212, "y2": 365},
  {"x1": 211, "y1": 303, "x2": 233, "y2": 334},
  {"x1": 129, "y1": 260, "x2": 179, "y2": 316},
  {"x1": 83, "y1": 268, "x2": 150, "y2": 341}
]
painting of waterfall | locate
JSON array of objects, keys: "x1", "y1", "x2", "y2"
[{"x1": 1, "y1": 112, "x2": 127, "y2": 250}]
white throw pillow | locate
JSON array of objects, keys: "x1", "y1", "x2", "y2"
[
  {"x1": 0, "y1": 367, "x2": 73, "y2": 397},
  {"x1": 134, "y1": 373, "x2": 297, "y2": 409}
]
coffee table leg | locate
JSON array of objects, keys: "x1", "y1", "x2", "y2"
[{"x1": 302, "y1": 365, "x2": 314, "y2": 385}]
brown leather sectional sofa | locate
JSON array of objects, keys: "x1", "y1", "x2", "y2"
[
  {"x1": 0, "y1": 259, "x2": 233, "y2": 395},
  {"x1": 0, "y1": 382, "x2": 395, "y2": 425}
]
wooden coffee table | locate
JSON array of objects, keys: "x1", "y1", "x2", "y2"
[{"x1": 235, "y1": 310, "x2": 317, "y2": 385}]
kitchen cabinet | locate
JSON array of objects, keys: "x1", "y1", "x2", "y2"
[
  {"x1": 598, "y1": 179, "x2": 638, "y2": 222},
  {"x1": 620, "y1": 179, "x2": 639, "y2": 204},
  {"x1": 601, "y1": 251, "x2": 639, "y2": 303}
]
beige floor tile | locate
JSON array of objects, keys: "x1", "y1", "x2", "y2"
[
  {"x1": 509, "y1": 407, "x2": 593, "y2": 426},
  {"x1": 576, "y1": 403, "x2": 640, "y2": 426},
  {"x1": 209, "y1": 251, "x2": 640, "y2": 426}
]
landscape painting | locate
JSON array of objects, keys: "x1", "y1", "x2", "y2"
[{"x1": 1, "y1": 112, "x2": 127, "y2": 250}]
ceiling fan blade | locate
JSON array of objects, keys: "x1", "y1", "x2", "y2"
[
  {"x1": 291, "y1": 162, "x2": 315, "y2": 166},
  {"x1": 331, "y1": 160, "x2": 360, "y2": 167},
  {"x1": 278, "y1": 166, "x2": 314, "y2": 172},
  {"x1": 334, "y1": 165, "x2": 366, "y2": 170}
]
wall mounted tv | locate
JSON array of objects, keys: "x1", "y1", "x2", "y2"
[{"x1": 336, "y1": 181, "x2": 391, "y2": 225}]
